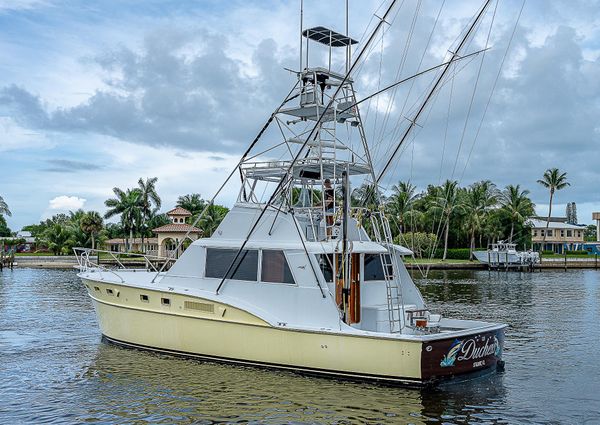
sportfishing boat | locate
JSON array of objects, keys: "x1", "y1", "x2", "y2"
[
  {"x1": 473, "y1": 241, "x2": 540, "y2": 266},
  {"x1": 76, "y1": 0, "x2": 507, "y2": 385}
]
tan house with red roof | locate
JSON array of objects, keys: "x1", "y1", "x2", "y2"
[
  {"x1": 104, "y1": 206, "x2": 202, "y2": 257},
  {"x1": 153, "y1": 207, "x2": 202, "y2": 257}
]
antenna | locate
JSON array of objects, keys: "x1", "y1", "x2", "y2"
[
  {"x1": 346, "y1": 0, "x2": 349, "y2": 73},
  {"x1": 299, "y1": 0, "x2": 303, "y2": 71}
]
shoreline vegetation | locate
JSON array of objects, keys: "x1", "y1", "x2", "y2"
[{"x1": 1, "y1": 168, "x2": 598, "y2": 260}]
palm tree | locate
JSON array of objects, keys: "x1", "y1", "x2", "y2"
[
  {"x1": 138, "y1": 177, "x2": 161, "y2": 250},
  {"x1": 463, "y1": 180, "x2": 499, "y2": 259},
  {"x1": 198, "y1": 204, "x2": 229, "y2": 237},
  {"x1": 104, "y1": 188, "x2": 143, "y2": 252},
  {"x1": 427, "y1": 180, "x2": 462, "y2": 260},
  {"x1": 537, "y1": 168, "x2": 569, "y2": 249},
  {"x1": 387, "y1": 181, "x2": 418, "y2": 235},
  {"x1": 0, "y1": 195, "x2": 11, "y2": 217},
  {"x1": 80, "y1": 211, "x2": 104, "y2": 249},
  {"x1": 351, "y1": 183, "x2": 381, "y2": 208},
  {"x1": 42, "y1": 223, "x2": 74, "y2": 255},
  {"x1": 500, "y1": 184, "x2": 535, "y2": 242},
  {"x1": 177, "y1": 193, "x2": 206, "y2": 216}
]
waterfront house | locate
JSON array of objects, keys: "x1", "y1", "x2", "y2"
[
  {"x1": 152, "y1": 207, "x2": 202, "y2": 257},
  {"x1": 103, "y1": 207, "x2": 202, "y2": 257},
  {"x1": 529, "y1": 217, "x2": 584, "y2": 253}
]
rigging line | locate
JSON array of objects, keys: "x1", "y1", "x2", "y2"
[
  {"x1": 375, "y1": 0, "x2": 423, "y2": 148},
  {"x1": 371, "y1": 0, "x2": 421, "y2": 163},
  {"x1": 149, "y1": 80, "x2": 300, "y2": 283},
  {"x1": 438, "y1": 70, "x2": 456, "y2": 185},
  {"x1": 459, "y1": 0, "x2": 526, "y2": 182},
  {"x1": 370, "y1": 26, "x2": 386, "y2": 153},
  {"x1": 381, "y1": 0, "x2": 444, "y2": 150},
  {"x1": 376, "y1": 6, "x2": 485, "y2": 168},
  {"x1": 376, "y1": 0, "x2": 493, "y2": 185},
  {"x1": 215, "y1": 1, "x2": 400, "y2": 296},
  {"x1": 374, "y1": 54, "x2": 478, "y2": 174},
  {"x1": 339, "y1": 48, "x2": 488, "y2": 117},
  {"x1": 345, "y1": 0, "x2": 405, "y2": 79},
  {"x1": 450, "y1": 0, "x2": 498, "y2": 180},
  {"x1": 379, "y1": 50, "x2": 479, "y2": 150}
]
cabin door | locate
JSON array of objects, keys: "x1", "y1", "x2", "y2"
[{"x1": 335, "y1": 253, "x2": 361, "y2": 324}]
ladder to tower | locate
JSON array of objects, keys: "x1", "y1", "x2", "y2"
[{"x1": 370, "y1": 211, "x2": 404, "y2": 333}]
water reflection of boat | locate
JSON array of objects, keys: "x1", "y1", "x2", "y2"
[
  {"x1": 473, "y1": 241, "x2": 540, "y2": 267},
  {"x1": 75, "y1": 1, "x2": 508, "y2": 385}
]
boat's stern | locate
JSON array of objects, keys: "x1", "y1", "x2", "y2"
[{"x1": 420, "y1": 324, "x2": 506, "y2": 383}]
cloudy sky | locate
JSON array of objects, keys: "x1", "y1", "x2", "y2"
[{"x1": 1, "y1": 0, "x2": 599, "y2": 231}]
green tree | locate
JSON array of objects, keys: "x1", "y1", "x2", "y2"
[
  {"x1": 0, "y1": 215, "x2": 11, "y2": 237},
  {"x1": 138, "y1": 177, "x2": 161, "y2": 250},
  {"x1": 463, "y1": 180, "x2": 499, "y2": 258},
  {"x1": 537, "y1": 168, "x2": 570, "y2": 248},
  {"x1": 104, "y1": 188, "x2": 143, "y2": 251},
  {"x1": 387, "y1": 181, "x2": 419, "y2": 236},
  {"x1": 500, "y1": 184, "x2": 535, "y2": 242},
  {"x1": 0, "y1": 195, "x2": 11, "y2": 217},
  {"x1": 351, "y1": 183, "x2": 382, "y2": 208},
  {"x1": 198, "y1": 204, "x2": 229, "y2": 237},
  {"x1": 42, "y1": 223, "x2": 74, "y2": 255},
  {"x1": 80, "y1": 211, "x2": 104, "y2": 249},
  {"x1": 584, "y1": 224, "x2": 597, "y2": 242},
  {"x1": 177, "y1": 193, "x2": 206, "y2": 216},
  {"x1": 427, "y1": 180, "x2": 462, "y2": 260},
  {"x1": 396, "y1": 232, "x2": 437, "y2": 259}
]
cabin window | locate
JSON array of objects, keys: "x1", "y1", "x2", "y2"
[
  {"x1": 567, "y1": 230, "x2": 572, "y2": 237},
  {"x1": 317, "y1": 254, "x2": 334, "y2": 282},
  {"x1": 140, "y1": 294, "x2": 149, "y2": 302},
  {"x1": 205, "y1": 248, "x2": 258, "y2": 281},
  {"x1": 161, "y1": 297, "x2": 171, "y2": 306},
  {"x1": 546, "y1": 230, "x2": 553, "y2": 237},
  {"x1": 364, "y1": 254, "x2": 392, "y2": 281},
  {"x1": 106, "y1": 288, "x2": 114, "y2": 296},
  {"x1": 560, "y1": 230, "x2": 564, "y2": 237},
  {"x1": 261, "y1": 250, "x2": 295, "y2": 284},
  {"x1": 533, "y1": 230, "x2": 538, "y2": 236}
]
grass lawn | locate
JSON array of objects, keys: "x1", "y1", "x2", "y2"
[
  {"x1": 403, "y1": 258, "x2": 474, "y2": 264},
  {"x1": 15, "y1": 252, "x2": 59, "y2": 256},
  {"x1": 542, "y1": 253, "x2": 595, "y2": 259}
]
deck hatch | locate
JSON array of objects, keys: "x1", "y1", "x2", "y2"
[{"x1": 184, "y1": 301, "x2": 214, "y2": 313}]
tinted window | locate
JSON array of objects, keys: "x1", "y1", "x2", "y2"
[
  {"x1": 261, "y1": 250, "x2": 295, "y2": 284},
  {"x1": 318, "y1": 254, "x2": 334, "y2": 282},
  {"x1": 364, "y1": 254, "x2": 392, "y2": 281},
  {"x1": 205, "y1": 248, "x2": 258, "y2": 281}
]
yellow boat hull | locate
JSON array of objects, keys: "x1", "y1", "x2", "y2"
[{"x1": 84, "y1": 278, "x2": 504, "y2": 385}]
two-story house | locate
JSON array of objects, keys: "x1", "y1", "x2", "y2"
[{"x1": 529, "y1": 217, "x2": 584, "y2": 253}]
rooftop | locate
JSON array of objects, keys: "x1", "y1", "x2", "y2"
[
  {"x1": 166, "y1": 207, "x2": 192, "y2": 216},
  {"x1": 105, "y1": 237, "x2": 158, "y2": 245},
  {"x1": 528, "y1": 218, "x2": 583, "y2": 230},
  {"x1": 152, "y1": 223, "x2": 202, "y2": 233}
]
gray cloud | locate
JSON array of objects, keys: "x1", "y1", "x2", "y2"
[
  {"x1": 0, "y1": 28, "x2": 297, "y2": 154},
  {"x1": 1, "y1": 1, "x2": 599, "y2": 220},
  {"x1": 43, "y1": 159, "x2": 103, "y2": 173}
]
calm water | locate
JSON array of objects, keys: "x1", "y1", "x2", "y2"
[{"x1": 1, "y1": 268, "x2": 599, "y2": 424}]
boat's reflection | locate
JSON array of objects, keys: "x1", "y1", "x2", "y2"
[{"x1": 80, "y1": 338, "x2": 507, "y2": 424}]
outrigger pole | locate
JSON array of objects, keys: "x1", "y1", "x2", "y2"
[
  {"x1": 215, "y1": 0, "x2": 400, "y2": 296},
  {"x1": 376, "y1": 0, "x2": 493, "y2": 184}
]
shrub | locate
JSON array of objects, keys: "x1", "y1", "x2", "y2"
[
  {"x1": 565, "y1": 250, "x2": 589, "y2": 256},
  {"x1": 541, "y1": 250, "x2": 554, "y2": 255},
  {"x1": 433, "y1": 248, "x2": 471, "y2": 260}
]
